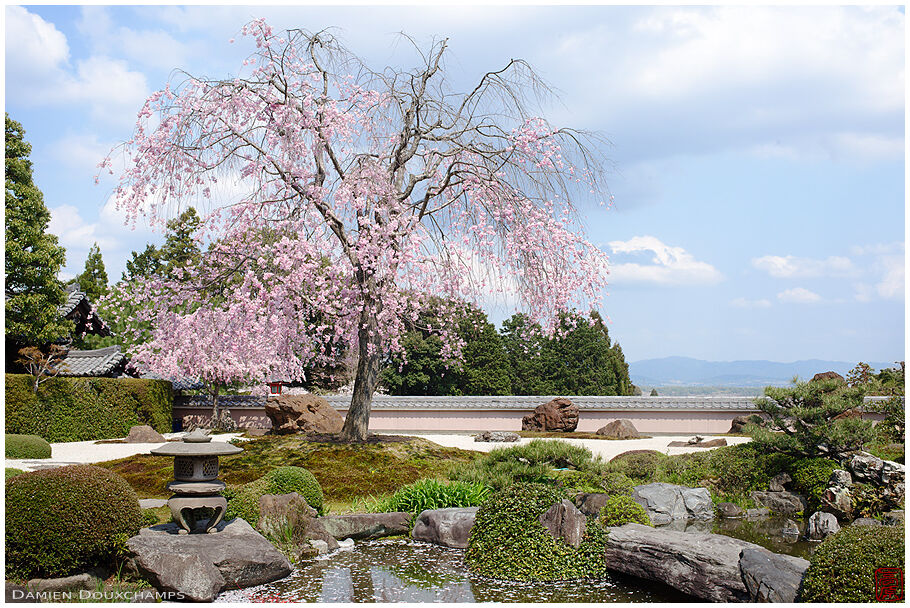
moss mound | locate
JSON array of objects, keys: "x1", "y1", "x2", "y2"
[
  {"x1": 5, "y1": 434, "x2": 52, "y2": 459},
  {"x1": 226, "y1": 466, "x2": 324, "y2": 524},
  {"x1": 800, "y1": 525, "x2": 904, "y2": 602},
  {"x1": 6, "y1": 465, "x2": 143, "y2": 579},
  {"x1": 599, "y1": 494, "x2": 650, "y2": 527},
  {"x1": 464, "y1": 482, "x2": 607, "y2": 581}
]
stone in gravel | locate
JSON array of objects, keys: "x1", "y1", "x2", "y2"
[
  {"x1": 595, "y1": 419, "x2": 640, "y2": 439},
  {"x1": 521, "y1": 397, "x2": 579, "y2": 432},
  {"x1": 474, "y1": 431, "x2": 520, "y2": 442},
  {"x1": 125, "y1": 425, "x2": 166, "y2": 443}
]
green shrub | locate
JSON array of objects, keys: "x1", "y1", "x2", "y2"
[
  {"x1": 658, "y1": 451, "x2": 713, "y2": 488},
  {"x1": 5, "y1": 434, "x2": 51, "y2": 459},
  {"x1": 788, "y1": 457, "x2": 839, "y2": 510},
  {"x1": 607, "y1": 450, "x2": 665, "y2": 481},
  {"x1": 598, "y1": 495, "x2": 650, "y2": 527},
  {"x1": 5, "y1": 468, "x2": 25, "y2": 479},
  {"x1": 5, "y1": 465, "x2": 143, "y2": 579},
  {"x1": 850, "y1": 482, "x2": 900, "y2": 518},
  {"x1": 800, "y1": 525, "x2": 904, "y2": 602},
  {"x1": 385, "y1": 478, "x2": 490, "y2": 515},
  {"x1": 599, "y1": 472, "x2": 636, "y2": 496},
  {"x1": 484, "y1": 439, "x2": 600, "y2": 471},
  {"x1": 141, "y1": 509, "x2": 160, "y2": 527},
  {"x1": 449, "y1": 458, "x2": 551, "y2": 490},
  {"x1": 464, "y1": 482, "x2": 607, "y2": 581},
  {"x1": 226, "y1": 466, "x2": 324, "y2": 525},
  {"x1": 548, "y1": 469, "x2": 603, "y2": 493},
  {"x1": 705, "y1": 443, "x2": 792, "y2": 495},
  {"x1": 5, "y1": 374, "x2": 172, "y2": 442}
]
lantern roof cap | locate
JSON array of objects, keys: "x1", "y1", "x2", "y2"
[{"x1": 150, "y1": 430, "x2": 243, "y2": 456}]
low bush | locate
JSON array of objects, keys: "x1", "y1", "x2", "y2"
[
  {"x1": 788, "y1": 457, "x2": 839, "y2": 510},
  {"x1": 607, "y1": 450, "x2": 665, "y2": 481},
  {"x1": 800, "y1": 525, "x2": 904, "y2": 602},
  {"x1": 599, "y1": 472, "x2": 636, "y2": 496},
  {"x1": 5, "y1": 468, "x2": 25, "y2": 479},
  {"x1": 598, "y1": 495, "x2": 650, "y2": 527},
  {"x1": 5, "y1": 374, "x2": 172, "y2": 442},
  {"x1": 6, "y1": 465, "x2": 143, "y2": 579},
  {"x1": 705, "y1": 443, "x2": 792, "y2": 495},
  {"x1": 5, "y1": 434, "x2": 51, "y2": 459},
  {"x1": 226, "y1": 466, "x2": 324, "y2": 525},
  {"x1": 484, "y1": 439, "x2": 602, "y2": 471},
  {"x1": 465, "y1": 483, "x2": 607, "y2": 581},
  {"x1": 385, "y1": 478, "x2": 490, "y2": 515}
]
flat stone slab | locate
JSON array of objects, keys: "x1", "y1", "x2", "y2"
[
  {"x1": 139, "y1": 498, "x2": 168, "y2": 509},
  {"x1": 126, "y1": 518, "x2": 291, "y2": 602},
  {"x1": 604, "y1": 523, "x2": 764, "y2": 602},
  {"x1": 739, "y1": 547, "x2": 809, "y2": 602},
  {"x1": 318, "y1": 512, "x2": 411, "y2": 540}
]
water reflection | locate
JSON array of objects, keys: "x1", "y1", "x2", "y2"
[{"x1": 216, "y1": 539, "x2": 692, "y2": 603}]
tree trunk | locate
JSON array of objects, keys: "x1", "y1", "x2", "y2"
[{"x1": 341, "y1": 309, "x2": 382, "y2": 442}]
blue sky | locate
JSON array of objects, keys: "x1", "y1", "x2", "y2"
[{"x1": 5, "y1": 4, "x2": 905, "y2": 364}]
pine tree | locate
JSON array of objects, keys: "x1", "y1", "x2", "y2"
[
  {"x1": 5, "y1": 114, "x2": 70, "y2": 346},
  {"x1": 123, "y1": 244, "x2": 162, "y2": 282},
  {"x1": 160, "y1": 207, "x2": 201, "y2": 276},
  {"x1": 76, "y1": 242, "x2": 109, "y2": 302}
]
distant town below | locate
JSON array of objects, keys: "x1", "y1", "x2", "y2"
[{"x1": 629, "y1": 356, "x2": 898, "y2": 395}]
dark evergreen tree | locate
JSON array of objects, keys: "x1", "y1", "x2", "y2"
[
  {"x1": 160, "y1": 207, "x2": 201, "y2": 276},
  {"x1": 453, "y1": 305, "x2": 512, "y2": 395},
  {"x1": 5, "y1": 114, "x2": 70, "y2": 349},
  {"x1": 500, "y1": 312, "x2": 547, "y2": 395},
  {"x1": 122, "y1": 244, "x2": 162, "y2": 282},
  {"x1": 76, "y1": 242, "x2": 109, "y2": 302}
]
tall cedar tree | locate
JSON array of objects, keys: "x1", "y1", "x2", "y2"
[
  {"x1": 76, "y1": 243, "x2": 109, "y2": 302},
  {"x1": 5, "y1": 114, "x2": 70, "y2": 347}
]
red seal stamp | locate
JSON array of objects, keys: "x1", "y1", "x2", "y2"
[{"x1": 875, "y1": 567, "x2": 904, "y2": 602}]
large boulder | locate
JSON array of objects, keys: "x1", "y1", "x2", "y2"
[
  {"x1": 521, "y1": 397, "x2": 579, "y2": 432},
  {"x1": 258, "y1": 493, "x2": 339, "y2": 555},
  {"x1": 265, "y1": 394, "x2": 344, "y2": 435},
  {"x1": 632, "y1": 483, "x2": 714, "y2": 525},
  {"x1": 811, "y1": 371, "x2": 845, "y2": 383},
  {"x1": 411, "y1": 507, "x2": 478, "y2": 549},
  {"x1": 538, "y1": 499, "x2": 586, "y2": 548},
  {"x1": 848, "y1": 452, "x2": 905, "y2": 502},
  {"x1": 749, "y1": 491, "x2": 808, "y2": 515},
  {"x1": 595, "y1": 419, "x2": 640, "y2": 439},
  {"x1": 318, "y1": 512, "x2": 411, "y2": 541},
  {"x1": 604, "y1": 523, "x2": 762, "y2": 602},
  {"x1": 574, "y1": 492, "x2": 611, "y2": 518},
  {"x1": 728, "y1": 415, "x2": 751, "y2": 434},
  {"x1": 125, "y1": 425, "x2": 166, "y2": 443},
  {"x1": 738, "y1": 547, "x2": 810, "y2": 602},
  {"x1": 126, "y1": 518, "x2": 292, "y2": 602}
]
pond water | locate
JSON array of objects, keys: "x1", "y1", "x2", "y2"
[{"x1": 216, "y1": 539, "x2": 695, "y2": 603}]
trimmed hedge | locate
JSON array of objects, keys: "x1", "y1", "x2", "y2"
[
  {"x1": 800, "y1": 525, "x2": 904, "y2": 602},
  {"x1": 6, "y1": 434, "x2": 51, "y2": 459},
  {"x1": 5, "y1": 374, "x2": 172, "y2": 442},
  {"x1": 226, "y1": 466, "x2": 325, "y2": 524},
  {"x1": 6, "y1": 465, "x2": 143, "y2": 579},
  {"x1": 465, "y1": 482, "x2": 607, "y2": 581}
]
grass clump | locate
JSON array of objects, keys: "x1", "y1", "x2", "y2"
[
  {"x1": 598, "y1": 495, "x2": 650, "y2": 527},
  {"x1": 226, "y1": 466, "x2": 324, "y2": 524},
  {"x1": 465, "y1": 483, "x2": 607, "y2": 581},
  {"x1": 5, "y1": 434, "x2": 51, "y2": 459},
  {"x1": 800, "y1": 525, "x2": 904, "y2": 602},
  {"x1": 6, "y1": 465, "x2": 143, "y2": 579},
  {"x1": 6, "y1": 468, "x2": 26, "y2": 479},
  {"x1": 385, "y1": 478, "x2": 490, "y2": 515}
]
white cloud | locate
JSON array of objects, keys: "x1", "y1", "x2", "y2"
[
  {"x1": 855, "y1": 251, "x2": 904, "y2": 302},
  {"x1": 752, "y1": 254, "x2": 857, "y2": 278},
  {"x1": 5, "y1": 7, "x2": 149, "y2": 128},
  {"x1": 777, "y1": 287, "x2": 821, "y2": 304},
  {"x1": 48, "y1": 204, "x2": 119, "y2": 252},
  {"x1": 607, "y1": 235, "x2": 723, "y2": 285},
  {"x1": 730, "y1": 297, "x2": 772, "y2": 309},
  {"x1": 49, "y1": 134, "x2": 112, "y2": 173},
  {"x1": 77, "y1": 6, "x2": 192, "y2": 72}
]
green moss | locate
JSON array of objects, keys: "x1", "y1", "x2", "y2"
[
  {"x1": 5, "y1": 434, "x2": 51, "y2": 459},
  {"x1": 5, "y1": 465, "x2": 143, "y2": 579},
  {"x1": 5, "y1": 374, "x2": 172, "y2": 442},
  {"x1": 598, "y1": 495, "x2": 650, "y2": 527},
  {"x1": 800, "y1": 525, "x2": 904, "y2": 602},
  {"x1": 5, "y1": 468, "x2": 25, "y2": 479},
  {"x1": 465, "y1": 483, "x2": 607, "y2": 581}
]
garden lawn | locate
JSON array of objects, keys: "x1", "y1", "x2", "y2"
[{"x1": 96, "y1": 435, "x2": 482, "y2": 511}]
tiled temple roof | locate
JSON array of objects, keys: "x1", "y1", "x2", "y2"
[
  {"x1": 321, "y1": 395, "x2": 764, "y2": 411},
  {"x1": 58, "y1": 286, "x2": 111, "y2": 337},
  {"x1": 58, "y1": 345, "x2": 127, "y2": 377}
]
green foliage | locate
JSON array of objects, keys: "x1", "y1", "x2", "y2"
[
  {"x1": 465, "y1": 483, "x2": 607, "y2": 581},
  {"x1": 705, "y1": 443, "x2": 792, "y2": 495},
  {"x1": 606, "y1": 450, "x2": 666, "y2": 481},
  {"x1": 225, "y1": 466, "x2": 325, "y2": 525},
  {"x1": 870, "y1": 395, "x2": 905, "y2": 444},
  {"x1": 5, "y1": 114, "x2": 70, "y2": 346},
  {"x1": 76, "y1": 243, "x2": 109, "y2": 303},
  {"x1": 800, "y1": 525, "x2": 904, "y2": 602},
  {"x1": 5, "y1": 433, "x2": 51, "y2": 459},
  {"x1": 6, "y1": 468, "x2": 25, "y2": 479},
  {"x1": 140, "y1": 509, "x2": 161, "y2": 527},
  {"x1": 5, "y1": 465, "x2": 143, "y2": 579},
  {"x1": 850, "y1": 482, "x2": 900, "y2": 518},
  {"x1": 384, "y1": 478, "x2": 491, "y2": 515},
  {"x1": 598, "y1": 494, "x2": 650, "y2": 527},
  {"x1": 599, "y1": 471, "x2": 636, "y2": 496},
  {"x1": 750, "y1": 379, "x2": 874, "y2": 458},
  {"x1": 788, "y1": 458, "x2": 839, "y2": 510},
  {"x1": 5, "y1": 374, "x2": 172, "y2": 442}
]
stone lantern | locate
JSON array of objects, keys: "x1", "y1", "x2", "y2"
[{"x1": 151, "y1": 428, "x2": 242, "y2": 534}]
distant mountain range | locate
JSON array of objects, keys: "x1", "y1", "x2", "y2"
[{"x1": 629, "y1": 356, "x2": 897, "y2": 388}]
